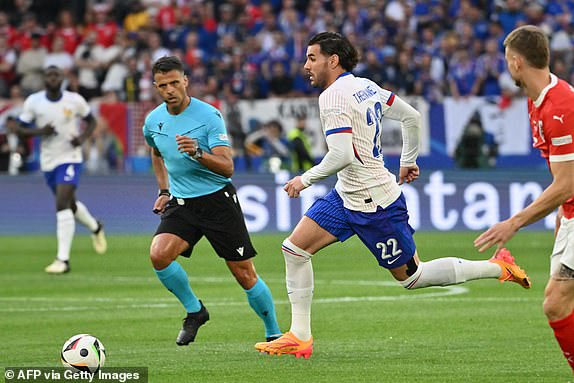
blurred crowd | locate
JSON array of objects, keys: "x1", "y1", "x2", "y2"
[
  {"x1": 1, "y1": 0, "x2": 574, "y2": 174},
  {"x1": 0, "y1": 0, "x2": 574, "y2": 104}
]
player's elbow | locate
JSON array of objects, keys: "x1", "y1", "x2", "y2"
[
  {"x1": 221, "y1": 160, "x2": 234, "y2": 178},
  {"x1": 405, "y1": 109, "x2": 422, "y2": 128},
  {"x1": 339, "y1": 149, "x2": 354, "y2": 168}
]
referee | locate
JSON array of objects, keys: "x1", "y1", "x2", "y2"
[{"x1": 143, "y1": 56, "x2": 281, "y2": 345}]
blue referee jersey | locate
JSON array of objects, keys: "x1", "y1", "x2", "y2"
[{"x1": 143, "y1": 97, "x2": 231, "y2": 198}]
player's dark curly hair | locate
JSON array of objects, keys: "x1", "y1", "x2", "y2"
[
  {"x1": 308, "y1": 32, "x2": 359, "y2": 72},
  {"x1": 152, "y1": 55, "x2": 185, "y2": 75}
]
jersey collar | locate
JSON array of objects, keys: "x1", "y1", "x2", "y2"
[
  {"x1": 336, "y1": 72, "x2": 352, "y2": 80},
  {"x1": 533, "y1": 73, "x2": 558, "y2": 108}
]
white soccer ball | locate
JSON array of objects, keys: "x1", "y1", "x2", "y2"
[{"x1": 61, "y1": 334, "x2": 106, "y2": 373}]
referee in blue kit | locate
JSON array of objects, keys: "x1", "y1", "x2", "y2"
[{"x1": 143, "y1": 56, "x2": 281, "y2": 345}]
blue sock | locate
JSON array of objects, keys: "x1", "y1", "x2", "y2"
[
  {"x1": 154, "y1": 261, "x2": 201, "y2": 313},
  {"x1": 245, "y1": 277, "x2": 281, "y2": 338}
]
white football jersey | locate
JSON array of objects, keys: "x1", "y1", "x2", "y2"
[
  {"x1": 318, "y1": 73, "x2": 414, "y2": 212},
  {"x1": 19, "y1": 90, "x2": 91, "y2": 171}
]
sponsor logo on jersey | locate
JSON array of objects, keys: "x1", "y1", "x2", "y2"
[{"x1": 553, "y1": 114, "x2": 565, "y2": 124}]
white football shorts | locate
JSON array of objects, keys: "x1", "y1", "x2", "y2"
[{"x1": 550, "y1": 216, "x2": 574, "y2": 278}]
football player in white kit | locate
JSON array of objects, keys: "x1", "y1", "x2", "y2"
[
  {"x1": 255, "y1": 32, "x2": 531, "y2": 358},
  {"x1": 16, "y1": 66, "x2": 107, "y2": 273}
]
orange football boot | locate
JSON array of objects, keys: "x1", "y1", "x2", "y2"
[
  {"x1": 489, "y1": 248, "x2": 531, "y2": 289},
  {"x1": 255, "y1": 331, "x2": 313, "y2": 359}
]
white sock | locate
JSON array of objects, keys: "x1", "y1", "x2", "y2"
[
  {"x1": 74, "y1": 201, "x2": 99, "y2": 232},
  {"x1": 56, "y1": 209, "x2": 75, "y2": 262},
  {"x1": 282, "y1": 239, "x2": 313, "y2": 341},
  {"x1": 401, "y1": 257, "x2": 501, "y2": 289}
]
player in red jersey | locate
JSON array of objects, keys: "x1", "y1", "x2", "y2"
[{"x1": 475, "y1": 25, "x2": 574, "y2": 373}]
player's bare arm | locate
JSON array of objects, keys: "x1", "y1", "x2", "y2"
[
  {"x1": 151, "y1": 147, "x2": 170, "y2": 214},
  {"x1": 15, "y1": 122, "x2": 56, "y2": 137},
  {"x1": 70, "y1": 113, "x2": 97, "y2": 147},
  {"x1": 475, "y1": 160, "x2": 574, "y2": 252},
  {"x1": 175, "y1": 135, "x2": 234, "y2": 178}
]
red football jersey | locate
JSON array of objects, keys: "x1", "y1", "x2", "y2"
[{"x1": 528, "y1": 73, "x2": 574, "y2": 218}]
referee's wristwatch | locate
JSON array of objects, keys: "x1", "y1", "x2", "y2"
[
  {"x1": 192, "y1": 147, "x2": 203, "y2": 159},
  {"x1": 158, "y1": 189, "x2": 170, "y2": 197}
]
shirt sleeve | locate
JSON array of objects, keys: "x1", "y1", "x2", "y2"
[
  {"x1": 545, "y1": 109, "x2": 574, "y2": 162},
  {"x1": 19, "y1": 96, "x2": 35, "y2": 125},
  {"x1": 142, "y1": 117, "x2": 156, "y2": 149},
  {"x1": 320, "y1": 89, "x2": 353, "y2": 136},
  {"x1": 206, "y1": 110, "x2": 231, "y2": 149},
  {"x1": 74, "y1": 93, "x2": 91, "y2": 118},
  {"x1": 301, "y1": 131, "x2": 354, "y2": 187},
  {"x1": 382, "y1": 94, "x2": 421, "y2": 166}
]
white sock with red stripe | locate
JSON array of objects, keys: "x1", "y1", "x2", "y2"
[
  {"x1": 400, "y1": 257, "x2": 500, "y2": 289},
  {"x1": 282, "y1": 238, "x2": 313, "y2": 341}
]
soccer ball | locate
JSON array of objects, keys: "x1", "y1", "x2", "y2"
[{"x1": 61, "y1": 334, "x2": 106, "y2": 373}]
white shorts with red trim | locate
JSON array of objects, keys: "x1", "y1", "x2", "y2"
[{"x1": 550, "y1": 216, "x2": 574, "y2": 277}]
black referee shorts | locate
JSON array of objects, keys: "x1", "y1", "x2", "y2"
[{"x1": 155, "y1": 183, "x2": 257, "y2": 261}]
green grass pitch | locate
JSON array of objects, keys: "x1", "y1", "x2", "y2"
[{"x1": 0, "y1": 232, "x2": 570, "y2": 382}]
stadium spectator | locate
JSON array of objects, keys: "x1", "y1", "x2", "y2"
[
  {"x1": 135, "y1": 50, "x2": 156, "y2": 102},
  {"x1": 0, "y1": 116, "x2": 28, "y2": 174},
  {"x1": 0, "y1": 11, "x2": 17, "y2": 47},
  {"x1": 0, "y1": 35, "x2": 17, "y2": 98},
  {"x1": 146, "y1": 31, "x2": 170, "y2": 63},
  {"x1": 11, "y1": 13, "x2": 44, "y2": 52},
  {"x1": 266, "y1": 61, "x2": 294, "y2": 97},
  {"x1": 496, "y1": 0, "x2": 526, "y2": 35},
  {"x1": 84, "y1": 3, "x2": 118, "y2": 48},
  {"x1": 123, "y1": 0, "x2": 150, "y2": 33},
  {"x1": 475, "y1": 25, "x2": 574, "y2": 374},
  {"x1": 288, "y1": 115, "x2": 314, "y2": 172},
  {"x1": 74, "y1": 30, "x2": 105, "y2": 100},
  {"x1": 156, "y1": 0, "x2": 183, "y2": 33},
  {"x1": 83, "y1": 117, "x2": 122, "y2": 174},
  {"x1": 16, "y1": 32, "x2": 47, "y2": 96},
  {"x1": 448, "y1": 48, "x2": 480, "y2": 98},
  {"x1": 43, "y1": 35, "x2": 74, "y2": 75},
  {"x1": 143, "y1": 56, "x2": 281, "y2": 345},
  {"x1": 13, "y1": 66, "x2": 107, "y2": 274},
  {"x1": 245, "y1": 119, "x2": 291, "y2": 172},
  {"x1": 256, "y1": 31, "x2": 531, "y2": 359},
  {"x1": 475, "y1": 38, "x2": 507, "y2": 96},
  {"x1": 53, "y1": 9, "x2": 81, "y2": 55},
  {"x1": 100, "y1": 32, "x2": 136, "y2": 100},
  {"x1": 120, "y1": 55, "x2": 142, "y2": 102}
]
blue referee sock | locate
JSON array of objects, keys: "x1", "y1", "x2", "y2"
[
  {"x1": 245, "y1": 277, "x2": 281, "y2": 338},
  {"x1": 154, "y1": 261, "x2": 201, "y2": 313}
]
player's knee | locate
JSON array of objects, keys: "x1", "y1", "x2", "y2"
[
  {"x1": 543, "y1": 286, "x2": 573, "y2": 321},
  {"x1": 282, "y1": 238, "x2": 312, "y2": 263},
  {"x1": 228, "y1": 260, "x2": 258, "y2": 289},
  {"x1": 149, "y1": 243, "x2": 175, "y2": 269},
  {"x1": 56, "y1": 198, "x2": 72, "y2": 211}
]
